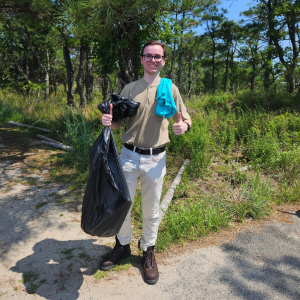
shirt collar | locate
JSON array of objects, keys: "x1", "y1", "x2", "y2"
[{"x1": 141, "y1": 77, "x2": 161, "y2": 87}]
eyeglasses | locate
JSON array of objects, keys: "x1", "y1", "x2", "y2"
[{"x1": 142, "y1": 54, "x2": 164, "y2": 62}]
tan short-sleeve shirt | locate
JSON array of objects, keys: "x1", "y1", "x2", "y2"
[{"x1": 120, "y1": 78, "x2": 190, "y2": 148}]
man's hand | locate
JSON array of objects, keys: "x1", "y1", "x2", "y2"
[
  {"x1": 172, "y1": 112, "x2": 187, "y2": 135},
  {"x1": 102, "y1": 104, "x2": 113, "y2": 126}
]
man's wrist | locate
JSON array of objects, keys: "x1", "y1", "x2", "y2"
[{"x1": 184, "y1": 122, "x2": 190, "y2": 133}]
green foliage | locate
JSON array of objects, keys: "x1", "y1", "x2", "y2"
[
  {"x1": 168, "y1": 115, "x2": 212, "y2": 178},
  {"x1": 0, "y1": 100, "x2": 14, "y2": 124},
  {"x1": 61, "y1": 248, "x2": 75, "y2": 260},
  {"x1": 23, "y1": 271, "x2": 39, "y2": 283},
  {"x1": 156, "y1": 199, "x2": 232, "y2": 251},
  {"x1": 232, "y1": 173, "x2": 273, "y2": 221},
  {"x1": 61, "y1": 107, "x2": 101, "y2": 171},
  {"x1": 243, "y1": 132, "x2": 280, "y2": 164},
  {"x1": 277, "y1": 180, "x2": 300, "y2": 203},
  {"x1": 235, "y1": 89, "x2": 300, "y2": 110}
]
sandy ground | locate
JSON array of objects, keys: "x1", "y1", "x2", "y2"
[{"x1": 1, "y1": 134, "x2": 300, "y2": 300}]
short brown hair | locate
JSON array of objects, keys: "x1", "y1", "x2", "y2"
[{"x1": 141, "y1": 40, "x2": 167, "y2": 58}]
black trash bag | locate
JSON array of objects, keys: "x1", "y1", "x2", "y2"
[
  {"x1": 81, "y1": 126, "x2": 131, "y2": 237},
  {"x1": 98, "y1": 93, "x2": 140, "y2": 121}
]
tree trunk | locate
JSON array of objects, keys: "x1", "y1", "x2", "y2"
[
  {"x1": 14, "y1": 64, "x2": 19, "y2": 86},
  {"x1": 13, "y1": 57, "x2": 30, "y2": 84},
  {"x1": 36, "y1": 64, "x2": 41, "y2": 102},
  {"x1": 36, "y1": 88, "x2": 40, "y2": 101},
  {"x1": 118, "y1": 21, "x2": 139, "y2": 89},
  {"x1": 224, "y1": 50, "x2": 229, "y2": 93},
  {"x1": 20, "y1": 27, "x2": 50, "y2": 100},
  {"x1": 52, "y1": 69, "x2": 57, "y2": 97},
  {"x1": 263, "y1": 39, "x2": 272, "y2": 91},
  {"x1": 76, "y1": 42, "x2": 87, "y2": 108},
  {"x1": 266, "y1": 0, "x2": 299, "y2": 95},
  {"x1": 63, "y1": 43, "x2": 75, "y2": 106},
  {"x1": 288, "y1": 73, "x2": 295, "y2": 94},
  {"x1": 102, "y1": 75, "x2": 109, "y2": 101},
  {"x1": 24, "y1": 54, "x2": 30, "y2": 94},
  {"x1": 187, "y1": 49, "x2": 192, "y2": 99},
  {"x1": 177, "y1": 11, "x2": 185, "y2": 91},
  {"x1": 212, "y1": 27, "x2": 215, "y2": 94},
  {"x1": 85, "y1": 48, "x2": 93, "y2": 103},
  {"x1": 169, "y1": 11, "x2": 178, "y2": 80},
  {"x1": 44, "y1": 48, "x2": 50, "y2": 101},
  {"x1": 229, "y1": 49, "x2": 235, "y2": 94}
]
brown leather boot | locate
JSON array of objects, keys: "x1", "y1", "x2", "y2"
[
  {"x1": 100, "y1": 236, "x2": 131, "y2": 271},
  {"x1": 142, "y1": 246, "x2": 159, "y2": 285}
]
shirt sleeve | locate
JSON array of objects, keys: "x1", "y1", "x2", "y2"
[
  {"x1": 171, "y1": 84, "x2": 191, "y2": 122},
  {"x1": 120, "y1": 85, "x2": 129, "y2": 98}
]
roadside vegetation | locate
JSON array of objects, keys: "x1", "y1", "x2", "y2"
[{"x1": 1, "y1": 88, "x2": 300, "y2": 252}]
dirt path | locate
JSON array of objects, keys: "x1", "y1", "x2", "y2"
[{"x1": 1, "y1": 127, "x2": 300, "y2": 299}]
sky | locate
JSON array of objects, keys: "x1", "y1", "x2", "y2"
[
  {"x1": 220, "y1": 0, "x2": 253, "y2": 23},
  {"x1": 194, "y1": 0, "x2": 254, "y2": 35}
]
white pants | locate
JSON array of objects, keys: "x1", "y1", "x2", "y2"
[{"x1": 117, "y1": 146, "x2": 166, "y2": 251}]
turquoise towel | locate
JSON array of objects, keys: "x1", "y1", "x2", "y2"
[{"x1": 155, "y1": 78, "x2": 177, "y2": 119}]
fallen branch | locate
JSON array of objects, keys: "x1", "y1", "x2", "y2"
[
  {"x1": 41, "y1": 140, "x2": 73, "y2": 152},
  {"x1": 7, "y1": 121, "x2": 52, "y2": 133},
  {"x1": 158, "y1": 159, "x2": 189, "y2": 225},
  {"x1": 36, "y1": 134, "x2": 63, "y2": 145}
]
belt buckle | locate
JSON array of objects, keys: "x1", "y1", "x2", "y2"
[{"x1": 137, "y1": 147, "x2": 149, "y2": 154}]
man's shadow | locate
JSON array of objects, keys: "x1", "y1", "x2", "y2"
[
  {"x1": 10, "y1": 238, "x2": 141, "y2": 299},
  {"x1": 278, "y1": 209, "x2": 300, "y2": 219}
]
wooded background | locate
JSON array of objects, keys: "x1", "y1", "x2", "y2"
[{"x1": 1, "y1": 0, "x2": 299, "y2": 106}]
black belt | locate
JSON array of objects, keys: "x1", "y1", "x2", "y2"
[{"x1": 124, "y1": 143, "x2": 165, "y2": 155}]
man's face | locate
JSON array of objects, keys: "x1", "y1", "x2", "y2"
[{"x1": 140, "y1": 45, "x2": 166, "y2": 76}]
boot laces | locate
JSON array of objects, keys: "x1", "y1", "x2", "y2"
[{"x1": 144, "y1": 250, "x2": 155, "y2": 268}]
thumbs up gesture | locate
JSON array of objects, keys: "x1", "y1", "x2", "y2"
[
  {"x1": 173, "y1": 112, "x2": 187, "y2": 135},
  {"x1": 102, "y1": 103, "x2": 113, "y2": 126}
]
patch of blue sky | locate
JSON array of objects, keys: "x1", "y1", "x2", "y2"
[{"x1": 193, "y1": 0, "x2": 253, "y2": 35}]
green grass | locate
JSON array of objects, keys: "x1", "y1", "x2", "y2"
[
  {"x1": 20, "y1": 271, "x2": 40, "y2": 293},
  {"x1": 27, "y1": 283, "x2": 39, "y2": 294},
  {"x1": 92, "y1": 255, "x2": 140, "y2": 281},
  {"x1": 231, "y1": 172, "x2": 273, "y2": 221},
  {"x1": 39, "y1": 279, "x2": 47, "y2": 284},
  {"x1": 35, "y1": 203, "x2": 46, "y2": 210},
  {"x1": 61, "y1": 248, "x2": 75, "y2": 259},
  {"x1": 78, "y1": 252, "x2": 87, "y2": 258},
  {"x1": 22, "y1": 271, "x2": 39, "y2": 283},
  {"x1": 157, "y1": 199, "x2": 232, "y2": 251}
]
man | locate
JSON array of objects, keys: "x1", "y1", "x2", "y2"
[{"x1": 100, "y1": 40, "x2": 192, "y2": 285}]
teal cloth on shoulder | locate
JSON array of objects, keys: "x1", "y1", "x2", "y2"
[{"x1": 155, "y1": 78, "x2": 177, "y2": 119}]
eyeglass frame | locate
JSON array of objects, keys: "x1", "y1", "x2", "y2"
[{"x1": 142, "y1": 54, "x2": 165, "y2": 62}]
